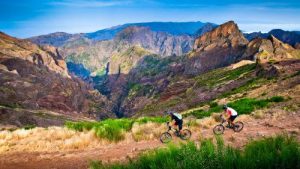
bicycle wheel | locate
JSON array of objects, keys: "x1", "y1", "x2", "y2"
[
  {"x1": 213, "y1": 124, "x2": 225, "y2": 135},
  {"x1": 160, "y1": 132, "x2": 172, "y2": 143},
  {"x1": 180, "y1": 129, "x2": 191, "y2": 140},
  {"x1": 233, "y1": 121, "x2": 244, "y2": 132}
]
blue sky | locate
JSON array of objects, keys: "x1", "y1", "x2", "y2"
[{"x1": 1, "y1": 0, "x2": 300, "y2": 38}]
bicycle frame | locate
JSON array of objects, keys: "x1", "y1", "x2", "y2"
[{"x1": 166, "y1": 122, "x2": 180, "y2": 136}]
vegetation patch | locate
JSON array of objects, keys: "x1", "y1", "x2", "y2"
[
  {"x1": 220, "y1": 77, "x2": 272, "y2": 98},
  {"x1": 65, "y1": 117, "x2": 168, "y2": 142},
  {"x1": 184, "y1": 96, "x2": 285, "y2": 118},
  {"x1": 23, "y1": 124, "x2": 36, "y2": 130},
  {"x1": 90, "y1": 135, "x2": 300, "y2": 169},
  {"x1": 127, "y1": 83, "x2": 154, "y2": 99},
  {"x1": 194, "y1": 63, "x2": 256, "y2": 88}
]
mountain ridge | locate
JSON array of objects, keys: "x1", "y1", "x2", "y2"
[{"x1": 28, "y1": 21, "x2": 216, "y2": 47}]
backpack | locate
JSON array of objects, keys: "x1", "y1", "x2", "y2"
[{"x1": 173, "y1": 113, "x2": 182, "y2": 120}]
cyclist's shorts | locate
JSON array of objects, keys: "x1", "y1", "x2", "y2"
[
  {"x1": 230, "y1": 115, "x2": 237, "y2": 121},
  {"x1": 175, "y1": 120, "x2": 183, "y2": 130}
]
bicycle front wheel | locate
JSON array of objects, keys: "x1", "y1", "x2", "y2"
[{"x1": 160, "y1": 132, "x2": 172, "y2": 143}]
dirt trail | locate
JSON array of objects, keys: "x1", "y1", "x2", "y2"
[{"x1": 0, "y1": 112, "x2": 299, "y2": 169}]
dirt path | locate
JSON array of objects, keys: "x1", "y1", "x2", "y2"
[{"x1": 0, "y1": 113, "x2": 299, "y2": 169}]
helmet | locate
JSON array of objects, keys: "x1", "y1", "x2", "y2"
[
  {"x1": 164, "y1": 110, "x2": 173, "y2": 115},
  {"x1": 223, "y1": 104, "x2": 228, "y2": 110}
]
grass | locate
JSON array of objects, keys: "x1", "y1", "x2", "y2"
[
  {"x1": 65, "y1": 117, "x2": 168, "y2": 142},
  {"x1": 194, "y1": 63, "x2": 256, "y2": 88},
  {"x1": 184, "y1": 96, "x2": 285, "y2": 118},
  {"x1": 90, "y1": 135, "x2": 300, "y2": 169},
  {"x1": 220, "y1": 77, "x2": 271, "y2": 98},
  {"x1": 138, "y1": 97, "x2": 182, "y2": 115}
]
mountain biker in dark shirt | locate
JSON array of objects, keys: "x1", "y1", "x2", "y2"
[{"x1": 166, "y1": 110, "x2": 183, "y2": 135}]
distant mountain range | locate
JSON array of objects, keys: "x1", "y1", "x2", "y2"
[
  {"x1": 29, "y1": 21, "x2": 216, "y2": 47},
  {"x1": 244, "y1": 29, "x2": 300, "y2": 47},
  {"x1": 86, "y1": 21, "x2": 216, "y2": 40}
]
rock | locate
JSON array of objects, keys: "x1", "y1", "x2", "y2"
[
  {"x1": 0, "y1": 32, "x2": 115, "y2": 126},
  {"x1": 186, "y1": 21, "x2": 249, "y2": 75}
]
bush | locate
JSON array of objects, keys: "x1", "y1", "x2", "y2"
[
  {"x1": 65, "y1": 117, "x2": 168, "y2": 142},
  {"x1": 23, "y1": 124, "x2": 36, "y2": 130},
  {"x1": 268, "y1": 96, "x2": 285, "y2": 102},
  {"x1": 209, "y1": 102, "x2": 218, "y2": 108},
  {"x1": 90, "y1": 135, "x2": 300, "y2": 169}
]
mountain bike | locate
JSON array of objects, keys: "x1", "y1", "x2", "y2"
[
  {"x1": 160, "y1": 122, "x2": 192, "y2": 143},
  {"x1": 213, "y1": 115, "x2": 244, "y2": 135}
]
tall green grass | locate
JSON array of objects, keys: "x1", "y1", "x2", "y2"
[
  {"x1": 184, "y1": 96, "x2": 285, "y2": 118},
  {"x1": 90, "y1": 135, "x2": 300, "y2": 169},
  {"x1": 65, "y1": 117, "x2": 168, "y2": 142}
]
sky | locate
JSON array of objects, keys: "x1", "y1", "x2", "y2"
[{"x1": 1, "y1": 0, "x2": 300, "y2": 38}]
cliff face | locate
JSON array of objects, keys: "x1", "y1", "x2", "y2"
[
  {"x1": 185, "y1": 21, "x2": 249, "y2": 75},
  {"x1": 0, "y1": 32, "x2": 114, "y2": 124},
  {"x1": 0, "y1": 32, "x2": 69, "y2": 76},
  {"x1": 115, "y1": 26, "x2": 193, "y2": 57}
]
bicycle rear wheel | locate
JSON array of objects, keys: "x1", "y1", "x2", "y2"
[
  {"x1": 180, "y1": 129, "x2": 191, "y2": 140},
  {"x1": 160, "y1": 132, "x2": 172, "y2": 143},
  {"x1": 213, "y1": 124, "x2": 225, "y2": 135},
  {"x1": 233, "y1": 121, "x2": 244, "y2": 132}
]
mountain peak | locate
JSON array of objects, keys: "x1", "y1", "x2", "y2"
[{"x1": 193, "y1": 21, "x2": 248, "y2": 52}]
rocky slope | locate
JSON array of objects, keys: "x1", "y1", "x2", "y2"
[
  {"x1": 20, "y1": 21, "x2": 300, "y2": 119},
  {"x1": 106, "y1": 21, "x2": 300, "y2": 117},
  {"x1": 0, "y1": 32, "x2": 114, "y2": 127},
  {"x1": 61, "y1": 26, "x2": 194, "y2": 77}
]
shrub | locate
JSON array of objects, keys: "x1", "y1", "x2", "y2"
[
  {"x1": 23, "y1": 124, "x2": 36, "y2": 130},
  {"x1": 90, "y1": 135, "x2": 300, "y2": 169},
  {"x1": 209, "y1": 102, "x2": 218, "y2": 108},
  {"x1": 65, "y1": 117, "x2": 168, "y2": 142},
  {"x1": 268, "y1": 96, "x2": 285, "y2": 102}
]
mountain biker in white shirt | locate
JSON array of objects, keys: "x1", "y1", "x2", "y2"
[{"x1": 223, "y1": 105, "x2": 238, "y2": 127}]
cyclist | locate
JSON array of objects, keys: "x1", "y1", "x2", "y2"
[
  {"x1": 223, "y1": 105, "x2": 238, "y2": 127},
  {"x1": 166, "y1": 110, "x2": 183, "y2": 135}
]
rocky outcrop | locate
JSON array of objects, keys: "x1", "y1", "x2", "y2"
[
  {"x1": 244, "y1": 29, "x2": 300, "y2": 47},
  {"x1": 244, "y1": 35, "x2": 296, "y2": 63},
  {"x1": 185, "y1": 21, "x2": 249, "y2": 75},
  {"x1": 0, "y1": 32, "x2": 69, "y2": 77},
  {"x1": 0, "y1": 32, "x2": 114, "y2": 124}
]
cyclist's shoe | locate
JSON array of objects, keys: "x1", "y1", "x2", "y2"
[
  {"x1": 175, "y1": 130, "x2": 180, "y2": 136},
  {"x1": 226, "y1": 124, "x2": 233, "y2": 129}
]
